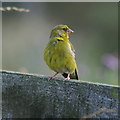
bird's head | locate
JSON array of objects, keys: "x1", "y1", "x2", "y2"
[{"x1": 50, "y1": 25, "x2": 74, "y2": 38}]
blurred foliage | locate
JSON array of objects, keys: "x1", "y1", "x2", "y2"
[{"x1": 2, "y1": 2, "x2": 118, "y2": 85}]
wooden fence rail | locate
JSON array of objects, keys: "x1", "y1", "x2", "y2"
[{"x1": 1, "y1": 70, "x2": 119, "y2": 119}]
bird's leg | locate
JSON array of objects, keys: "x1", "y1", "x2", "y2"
[
  {"x1": 64, "y1": 73, "x2": 70, "y2": 80},
  {"x1": 48, "y1": 72, "x2": 59, "y2": 80}
]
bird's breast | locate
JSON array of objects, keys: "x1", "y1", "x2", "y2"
[{"x1": 44, "y1": 41, "x2": 76, "y2": 73}]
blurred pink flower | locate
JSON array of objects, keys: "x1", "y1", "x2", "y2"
[{"x1": 102, "y1": 54, "x2": 118, "y2": 70}]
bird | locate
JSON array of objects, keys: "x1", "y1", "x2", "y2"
[{"x1": 44, "y1": 24, "x2": 79, "y2": 80}]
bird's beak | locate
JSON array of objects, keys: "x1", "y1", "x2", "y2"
[{"x1": 67, "y1": 28, "x2": 74, "y2": 34}]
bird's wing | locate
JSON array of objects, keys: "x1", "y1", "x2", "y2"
[{"x1": 62, "y1": 41, "x2": 79, "y2": 80}]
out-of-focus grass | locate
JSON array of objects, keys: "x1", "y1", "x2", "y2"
[{"x1": 2, "y1": 2, "x2": 118, "y2": 85}]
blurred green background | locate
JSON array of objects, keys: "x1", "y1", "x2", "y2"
[{"x1": 2, "y1": 2, "x2": 118, "y2": 85}]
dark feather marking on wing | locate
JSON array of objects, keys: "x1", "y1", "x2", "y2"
[
  {"x1": 50, "y1": 57, "x2": 52, "y2": 63},
  {"x1": 54, "y1": 59, "x2": 56, "y2": 62}
]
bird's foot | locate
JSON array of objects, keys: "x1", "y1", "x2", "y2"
[
  {"x1": 64, "y1": 77, "x2": 70, "y2": 80},
  {"x1": 64, "y1": 74, "x2": 70, "y2": 80}
]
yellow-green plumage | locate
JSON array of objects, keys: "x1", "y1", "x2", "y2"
[{"x1": 44, "y1": 25, "x2": 79, "y2": 80}]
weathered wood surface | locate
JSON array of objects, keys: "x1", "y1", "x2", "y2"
[{"x1": 1, "y1": 70, "x2": 119, "y2": 119}]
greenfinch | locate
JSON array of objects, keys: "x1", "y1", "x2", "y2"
[{"x1": 44, "y1": 25, "x2": 79, "y2": 80}]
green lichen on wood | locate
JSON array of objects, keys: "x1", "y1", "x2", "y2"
[
  {"x1": 1, "y1": 70, "x2": 119, "y2": 118},
  {"x1": 110, "y1": 87, "x2": 119, "y2": 100}
]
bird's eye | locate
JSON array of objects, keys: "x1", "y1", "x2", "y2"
[{"x1": 63, "y1": 28, "x2": 67, "y2": 31}]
